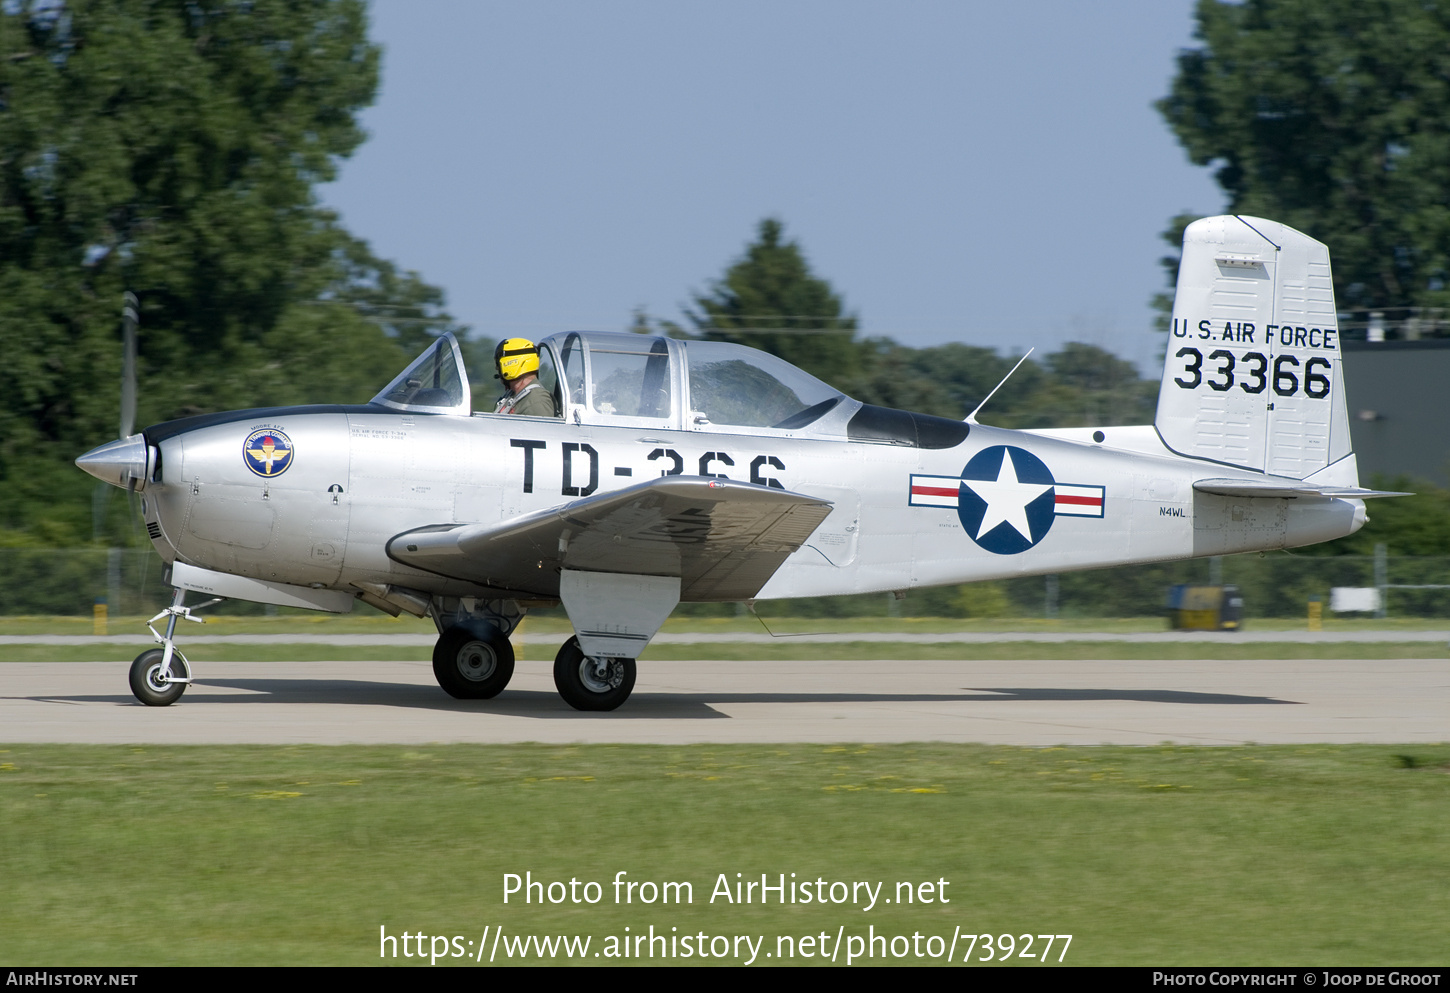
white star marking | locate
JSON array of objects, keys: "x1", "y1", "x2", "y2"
[{"x1": 962, "y1": 449, "x2": 1053, "y2": 542}]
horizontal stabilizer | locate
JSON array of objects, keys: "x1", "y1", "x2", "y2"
[{"x1": 1192, "y1": 478, "x2": 1410, "y2": 500}]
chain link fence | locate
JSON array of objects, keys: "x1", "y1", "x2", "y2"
[
  {"x1": 0, "y1": 548, "x2": 217, "y2": 617},
  {"x1": 0, "y1": 548, "x2": 1446, "y2": 620}
]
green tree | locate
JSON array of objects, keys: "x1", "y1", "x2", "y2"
[
  {"x1": 852, "y1": 339, "x2": 1156, "y2": 429},
  {"x1": 686, "y1": 218, "x2": 862, "y2": 386},
  {"x1": 0, "y1": 1, "x2": 459, "y2": 543},
  {"x1": 678, "y1": 218, "x2": 1160, "y2": 426},
  {"x1": 851, "y1": 338, "x2": 1027, "y2": 420},
  {"x1": 1159, "y1": 0, "x2": 1450, "y2": 314}
]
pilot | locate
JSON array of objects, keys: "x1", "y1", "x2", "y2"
[{"x1": 493, "y1": 338, "x2": 557, "y2": 417}]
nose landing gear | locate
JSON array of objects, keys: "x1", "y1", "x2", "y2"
[
  {"x1": 127, "y1": 588, "x2": 220, "y2": 706},
  {"x1": 129, "y1": 648, "x2": 189, "y2": 707}
]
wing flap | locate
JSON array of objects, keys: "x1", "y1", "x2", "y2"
[{"x1": 387, "y1": 475, "x2": 834, "y2": 601}]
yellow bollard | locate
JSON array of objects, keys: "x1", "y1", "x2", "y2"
[
  {"x1": 1307, "y1": 598, "x2": 1322, "y2": 632},
  {"x1": 93, "y1": 599, "x2": 107, "y2": 637}
]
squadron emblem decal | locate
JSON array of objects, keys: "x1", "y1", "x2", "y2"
[
  {"x1": 908, "y1": 445, "x2": 1104, "y2": 555},
  {"x1": 244, "y1": 428, "x2": 294, "y2": 477}
]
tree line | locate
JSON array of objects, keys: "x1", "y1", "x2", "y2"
[{"x1": 0, "y1": 3, "x2": 1157, "y2": 547}]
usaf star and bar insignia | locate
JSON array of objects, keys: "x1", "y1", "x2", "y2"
[
  {"x1": 909, "y1": 445, "x2": 1104, "y2": 555},
  {"x1": 244, "y1": 428, "x2": 294, "y2": 477}
]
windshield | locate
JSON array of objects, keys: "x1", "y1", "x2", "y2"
[{"x1": 371, "y1": 333, "x2": 471, "y2": 414}]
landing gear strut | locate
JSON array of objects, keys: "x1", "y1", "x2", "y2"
[
  {"x1": 553, "y1": 636, "x2": 636, "y2": 712},
  {"x1": 128, "y1": 588, "x2": 219, "y2": 706}
]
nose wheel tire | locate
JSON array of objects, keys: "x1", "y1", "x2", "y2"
[
  {"x1": 553, "y1": 637, "x2": 636, "y2": 712},
  {"x1": 129, "y1": 649, "x2": 188, "y2": 707},
  {"x1": 433, "y1": 626, "x2": 515, "y2": 699}
]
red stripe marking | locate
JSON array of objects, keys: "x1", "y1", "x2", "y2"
[
  {"x1": 1055, "y1": 494, "x2": 1102, "y2": 506},
  {"x1": 912, "y1": 485, "x2": 959, "y2": 498}
]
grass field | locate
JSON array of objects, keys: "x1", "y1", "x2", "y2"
[{"x1": 1, "y1": 742, "x2": 1447, "y2": 966}]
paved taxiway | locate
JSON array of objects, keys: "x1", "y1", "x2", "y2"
[{"x1": 2, "y1": 655, "x2": 1445, "y2": 745}]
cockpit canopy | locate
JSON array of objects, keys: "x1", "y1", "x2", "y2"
[
  {"x1": 370, "y1": 330, "x2": 969, "y2": 448},
  {"x1": 370, "y1": 330, "x2": 848, "y2": 433}
]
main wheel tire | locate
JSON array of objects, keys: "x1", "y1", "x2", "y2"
[
  {"x1": 552, "y1": 637, "x2": 636, "y2": 712},
  {"x1": 129, "y1": 649, "x2": 188, "y2": 707},
  {"x1": 432, "y1": 626, "x2": 515, "y2": 699}
]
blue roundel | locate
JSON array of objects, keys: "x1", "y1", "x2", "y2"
[
  {"x1": 955, "y1": 445, "x2": 1057, "y2": 554},
  {"x1": 244, "y1": 428, "x2": 294, "y2": 478}
]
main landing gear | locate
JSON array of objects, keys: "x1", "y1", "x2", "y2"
[
  {"x1": 432, "y1": 625, "x2": 515, "y2": 699},
  {"x1": 552, "y1": 637, "x2": 636, "y2": 712},
  {"x1": 428, "y1": 626, "x2": 638, "y2": 712},
  {"x1": 429, "y1": 578, "x2": 666, "y2": 712}
]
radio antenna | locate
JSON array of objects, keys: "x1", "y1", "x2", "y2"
[{"x1": 966, "y1": 347, "x2": 1034, "y2": 424}]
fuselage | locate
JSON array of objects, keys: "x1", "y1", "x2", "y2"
[{"x1": 134, "y1": 402, "x2": 1364, "y2": 606}]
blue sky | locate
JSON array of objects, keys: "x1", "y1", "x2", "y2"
[{"x1": 322, "y1": 1, "x2": 1225, "y2": 375}]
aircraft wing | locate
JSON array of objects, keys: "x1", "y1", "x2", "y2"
[
  {"x1": 387, "y1": 476, "x2": 834, "y2": 601},
  {"x1": 1192, "y1": 478, "x2": 1411, "y2": 499}
]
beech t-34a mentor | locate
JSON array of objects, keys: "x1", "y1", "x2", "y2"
[{"x1": 77, "y1": 215, "x2": 1403, "y2": 711}]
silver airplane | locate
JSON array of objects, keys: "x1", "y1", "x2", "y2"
[{"x1": 77, "y1": 216, "x2": 1403, "y2": 711}]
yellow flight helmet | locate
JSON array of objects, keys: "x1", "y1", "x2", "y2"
[{"x1": 494, "y1": 338, "x2": 541, "y2": 381}]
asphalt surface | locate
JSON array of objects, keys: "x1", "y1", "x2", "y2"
[{"x1": 2, "y1": 655, "x2": 1446, "y2": 746}]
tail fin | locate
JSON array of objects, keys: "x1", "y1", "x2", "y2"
[{"x1": 1155, "y1": 215, "x2": 1355, "y2": 482}]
